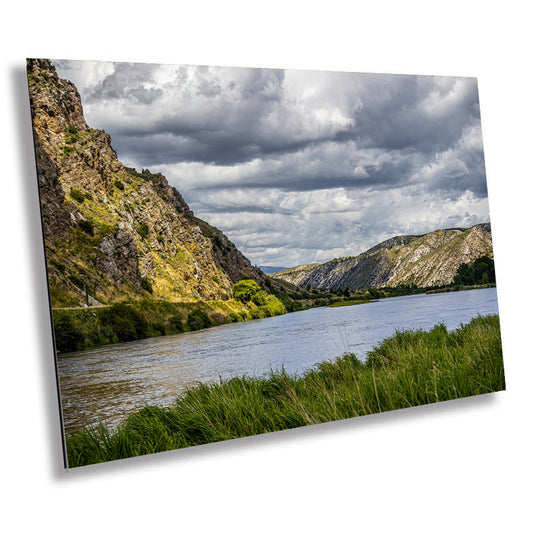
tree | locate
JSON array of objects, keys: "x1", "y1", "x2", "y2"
[
  {"x1": 454, "y1": 256, "x2": 495, "y2": 286},
  {"x1": 232, "y1": 279, "x2": 261, "y2": 302}
]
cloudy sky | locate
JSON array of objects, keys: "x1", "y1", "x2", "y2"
[{"x1": 53, "y1": 59, "x2": 490, "y2": 268}]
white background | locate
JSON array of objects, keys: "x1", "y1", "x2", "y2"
[{"x1": 2, "y1": 2, "x2": 531, "y2": 531}]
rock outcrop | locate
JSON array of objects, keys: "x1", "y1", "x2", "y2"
[
  {"x1": 272, "y1": 223, "x2": 494, "y2": 290},
  {"x1": 27, "y1": 59, "x2": 262, "y2": 307},
  {"x1": 195, "y1": 217, "x2": 267, "y2": 289}
]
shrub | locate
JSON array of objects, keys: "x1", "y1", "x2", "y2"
[
  {"x1": 70, "y1": 188, "x2": 86, "y2": 203},
  {"x1": 53, "y1": 313, "x2": 84, "y2": 353},
  {"x1": 68, "y1": 273, "x2": 84, "y2": 289},
  {"x1": 77, "y1": 219, "x2": 94, "y2": 235},
  {"x1": 97, "y1": 223, "x2": 119, "y2": 238},
  {"x1": 251, "y1": 290, "x2": 269, "y2": 306},
  {"x1": 140, "y1": 277, "x2": 153, "y2": 294},
  {"x1": 62, "y1": 145, "x2": 75, "y2": 156},
  {"x1": 65, "y1": 125, "x2": 79, "y2": 144},
  {"x1": 151, "y1": 322, "x2": 167, "y2": 336},
  {"x1": 137, "y1": 222, "x2": 149, "y2": 239},
  {"x1": 114, "y1": 180, "x2": 125, "y2": 191},
  {"x1": 99, "y1": 303, "x2": 149, "y2": 342},
  {"x1": 169, "y1": 313, "x2": 183, "y2": 332},
  {"x1": 258, "y1": 294, "x2": 286, "y2": 317},
  {"x1": 228, "y1": 312, "x2": 242, "y2": 322},
  {"x1": 187, "y1": 309, "x2": 212, "y2": 331},
  {"x1": 248, "y1": 307, "x2": 265, "y2": 319}
]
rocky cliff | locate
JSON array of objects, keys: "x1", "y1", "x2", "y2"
[
  {"x1": 271, "y1": 224, "x2": 494, "y2": 290},
  {"x1": 195, "y1": 218, "x2": 268, "y2": 289},
  {"x1": 27, "y1": 59, "x2": 264, "y2": 307}
]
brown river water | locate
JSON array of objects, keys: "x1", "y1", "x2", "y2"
[{"x1": 57, "y1": 288, "x2": 499, "y2": 434}]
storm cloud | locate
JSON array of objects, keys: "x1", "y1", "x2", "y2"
[{"x1": 53, "y1": 59, "x2": 490, "y2": 267}]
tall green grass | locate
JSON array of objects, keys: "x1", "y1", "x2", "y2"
[{"x1": 66, "y1": 314, "x2": 504, "y2": 467}]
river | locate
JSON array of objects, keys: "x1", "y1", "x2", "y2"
[{"x1": 57, "y1": 287, "x2": 499, "y2": 434}]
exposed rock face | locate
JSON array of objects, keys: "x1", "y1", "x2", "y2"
[
  {"x1": 272, "y1": 223, "x2": 494, "y2": 289},
  {"x1": 96, "y1": 231, "x2": 140, "y2": 288},
  {"x1": 141, "y1": 169, "x2": 196, "y2": 225},
  {"x1": 27, "y1": 59, "x2": 261, "y2": 307},
  {"x1": 32, "y1": 134, "x2": 73, "y2": 241},
  {"x1": 195, "y1": 217, "x2": 268, "y2": 288}
]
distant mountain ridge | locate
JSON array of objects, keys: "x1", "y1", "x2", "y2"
[
  {"x1": 271, "y1": 223, "x2": 493, "y2": 290},
  {"x1": 258, "y1": 266, "x2": 290, "y2": 274},
  {"x1": 27, "y1": 59, "x2": 266, "y2": 307}
]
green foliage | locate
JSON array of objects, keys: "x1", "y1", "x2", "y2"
[
  {"x1": 275, "y1": 292, "x2": 295, "y2": 311},
  {"x1": 53, "y1": 313, "x2": 85, "y2": 352},
  {"x1": 65, "y1": 125, "x2": 80, "y2": 144},
  {"x1": 68, "y1": 273, "x2": 84, "y2": 289},
  {"x1": 77, "y1": 219, "x2": 94, "y2": 235},
  {"x1": 140, "y1": 277, "x2": 153, "y2": 294},
  {"x1": 453, "y1": 256, "x2": 495, "y2": 286},
  {"x1": 51, "y1": 299, "x2": 255, "y2": 351},
  {"x1": 247, "y1": 307, "x2": 264, "y2": 320},
  {"x1": 69, "y1": 187, "x2": 86, "y2": 203},
  {"x1": 232, "y1": 279, "x2": 262, "y2": 302},
  {"x1": 169, "y1": 313, "x2": 184, "y2": 332},
  {"x1": 251, "y1": 290, "x2": 268, "y2": 306},
  {"x1": 114, "y1": 179, "x2": 125, "y2": 191},
  {"x1": 62, "y1": 145, "x2": 75, "y2": 156},
  {"x1": 96, "y1": 222, "x2": 119, "y2": 238},
  {"x1": 137, "y1": 222, "x2": 149, "y2": 239},
  {"x1": 328, "y1": 300, "x2": 371, "y2": 308},
  {"x1": 187, "y1": 309, "x2": 212, "y2": 331},
  {"x1": 256, "y1": 293, "x2": 286, "y2": 317},
  {"x1": 124, "y1": 166, "x2": 144, "y2": 179},
  {"x1": 48, "y1": 276, "x2": 79, "y2": 308},
  {"x1": 99, "y1": 303, "x2": 149, "y2": 343},
  {"x1": 65, "y1": 315, "x2": 504, "y2": 466},
  {"x1": 231, "y1": 281, "x2": 286, "y2": 317}
]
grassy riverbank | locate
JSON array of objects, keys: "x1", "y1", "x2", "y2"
[
  {"x1": 65, "y1": 314, "x2": 504, "y2": 467},
  {"x1": 52, "y1": 292, "x2": 286, "y2": 353},
  {"x1": 328, "y1": 299, "x2": 375, "y2": 307}
]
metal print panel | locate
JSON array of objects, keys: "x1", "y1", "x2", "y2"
[{"x1": 27, "y1": 58, "x2": 504, "y2": 468}]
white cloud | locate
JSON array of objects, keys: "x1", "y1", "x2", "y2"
[{"x1": 52, "y1": 59, "x2": 491, "y2": 267}]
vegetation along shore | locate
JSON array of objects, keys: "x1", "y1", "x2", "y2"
[
  {"x1": 54, "y1": 255, "x2": 496, "y2": 353},
  {"x1": 65, "y1": 314, "x2": 504, "y2": 467}
]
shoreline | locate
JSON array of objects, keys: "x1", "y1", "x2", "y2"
[
  {"x1": 54, "y1": 284, "x2": 497, "y2": 354},
  {"x1": 65, "y1": 314, "x2": 504, "y2": 467}
]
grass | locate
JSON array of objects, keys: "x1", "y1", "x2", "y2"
[
  {"x1": 328, "y1": 299, "x2": 374, "y2": 307},
  {"x1": 65, "y1": 314, "x2": 504, "y2": 467},
  {"x1": 52, "y1": 296, "x2": 286, "y2": 353}
]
